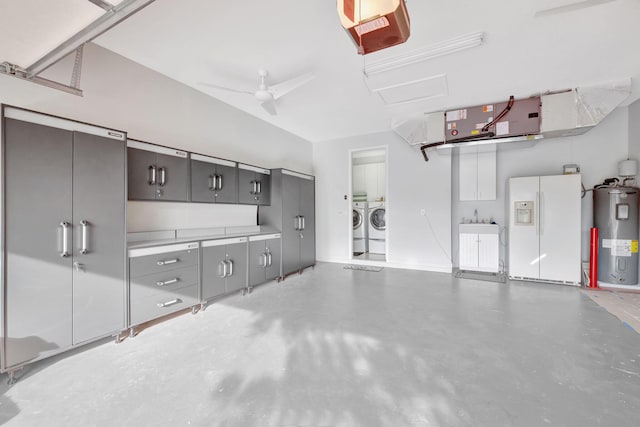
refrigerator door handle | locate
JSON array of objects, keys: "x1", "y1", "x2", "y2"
[
  {"x1": 535, "y1": 192, "x2": 540, "y2": 236},
  {"x1": 540, "y1": 192, "x2": 544, "y2": 235}
]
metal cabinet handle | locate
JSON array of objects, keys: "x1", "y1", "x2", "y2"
[
  {"x1": 208, "y1": 175, "x2": 216, "y2": 191},
  {"x1": 60, "y1": 221, "x2": 71, "y2": 257},
  {"x1": 218, "y1": 260, "x2": 228, "y2": 278},
  {"x1": 157, "y1": 298, "x2": 182, "y2": 308},
  {"x1": 259, "y1": 253, "x2": 267, "y2": 267},
  {"x1": 250, "y1": 180, "x2": 256, "y2": 194},
  {"x1": 148, "y1": 165, "x2": 157, "y2": 185},
  {"x1": 156, "y1": 278, "x2": 179, "y2": 286},
  {"x1": 217, "y1": 175, "x2": 223, "y2": 191},
  {"x1": 256, "y1": 181, "x2": 262, "y2": 194},
  {"x1": 158, "y1": 167, "x2": 167, "y2": 187},
  {"x1": 80, "y1": 220, "x2": 89, "y2": 254},
  {"x1": 301, "y1": 216, "x2": 305, "y2": 231},
  {"x1": 227, "y1": 259, "x2": 234, "y2": 277},
  {"x1": 267, "y1": 252, "x2": 272, "y2": 267},
  {"x1": 157, "y1": 258, "x2": 179, "y2": 266}
]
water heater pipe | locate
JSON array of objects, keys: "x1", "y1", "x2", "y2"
[{"x1": 589, "y1": 227, "x2": 599, "y2": 289}]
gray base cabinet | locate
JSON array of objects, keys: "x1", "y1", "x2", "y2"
[
  {"x1": 201, "y1": 237, "x2": 248, "y2": 300},
  {"x1": 127, "y1": 140, "x2": 189, "y2": 202},
  {"x1": 2, "y1": 107, "x2": 126, "y2": 372},
  {"x1": 260, "y1": 169, "x2": 315, "y2": 276},
  {"x1": 248, "y1": 234, "x2": 282, "y2": 287},
  {"x1": 238, "y1": 164, "x2": 271, "y2": 205},
  {"x1": 191, "y1": 154, "x2": 238, "y2": 204},
  {"x1": 128, "y1": 242, "x2": 200, "y2": 326}
]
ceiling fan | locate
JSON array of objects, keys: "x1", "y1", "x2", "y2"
[{"x1": 199, "y1": 69, "x2": 315, "y2": 116}]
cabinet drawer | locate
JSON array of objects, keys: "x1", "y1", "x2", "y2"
[
  {"x1": 130, "y1": 247, "x2": 198, "y2": 277},
  {"x1": 129, "y1": 283, "x2": 198, "y2": 326},
  {"x1": 130, "y1": 266, "x2": 198, "y2": 300}
]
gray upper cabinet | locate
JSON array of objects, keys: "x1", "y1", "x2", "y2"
[
  {"x1": 260, "y1": 169, "x2": 315, "y2": 277},
  {"x1": 190, "y1": 154, "x2": 238, "y2": 204},
  {"x1": 201, "y1": 237, "x2": 248, "y2": 300},
  {"x1": 248, "y1": 234, "x2": 282, "y2": 287},
  {"x1": 2, "y1": 107, "x2": 126, "y2": 371},
  {"x1": 127, "y1": 140, "x2": 189, "y2": 202},
  {"x1": 238, "y1": 164, "x2": 271, "y2": 206}
]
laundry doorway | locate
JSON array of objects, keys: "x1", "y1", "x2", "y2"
[{"x1": 350, "y1": 147, "x2": 387, "y2": 262}]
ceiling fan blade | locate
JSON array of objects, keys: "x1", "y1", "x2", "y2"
[
  {"x1": 198, "y1": 81, "x2": 254, "y2": 95},
  {"x1": 269, "y1": 72, "x2": 316, "y2": 100},
  {"x1": 261, "y1": 99, "x2": 277, "y2": 116}
]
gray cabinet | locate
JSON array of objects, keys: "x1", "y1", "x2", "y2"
[
  {"x1": 248, "y1": 234, "x2": 282, "y2": 287},
  {"x1": 201, "y1": 237, "x2": 248, "y2": 300},
  {"x1": 260, "y1": 169, "x2": 315, "y2": 276},
  {"x1": 238, "y1": 164, "x2": 271, "y2": 205},
  {"x1": 127, "y1": 139, "x2": 189, "y2": 202},
  {"x1": 128, "y1": 242, "x2": 200, "y2": 326},
  {"x1": 190, "y1": 154, "x2": 238, "y2": 204},
  {"x1": 2, "y1": 107, "x2": 126, "y2": 372}
]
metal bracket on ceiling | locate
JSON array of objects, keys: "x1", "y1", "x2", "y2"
[
  {"x1": 0, "y1": 61, "x2": 83, "y2": 96},
  {"x1": 71, "y1": 46, "x2": 84, "y2": 89},
  {"x1": 88, "y1": 0, "x2": 115, "y2": 12}
]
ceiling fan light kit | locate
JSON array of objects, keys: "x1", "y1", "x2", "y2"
[{"x1": 337, "y1": 0, "x2": 411, "y2": 55}]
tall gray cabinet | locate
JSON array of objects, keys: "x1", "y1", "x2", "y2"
[
  {"x1": 127, "y1": 139, "x2": 189, "y2": 202},
  {"x1": 1, "y1": 107, "x2": 126, "y2": 374},
  {"x1": 260, "y1": 169, "x2": 315, "y2": 277}
]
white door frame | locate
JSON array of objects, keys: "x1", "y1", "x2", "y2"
[{"x1": 348, "y1": 146, "x2": 388, "y2": 266}]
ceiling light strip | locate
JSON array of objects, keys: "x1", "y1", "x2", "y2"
[
  {"x1": 364, "y1": 32, "x2": 484, "y2": 76},
  {"x1": 25, "y1": 0, "x2": 157, "y2": 77}
]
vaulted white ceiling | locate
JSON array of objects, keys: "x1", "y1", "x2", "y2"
[{"x1": 3, "y1": 0, "x2": 640, "y2": 143}]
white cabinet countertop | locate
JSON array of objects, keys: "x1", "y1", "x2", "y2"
[{"x1": 459, "y1": 223, "x2": 499, "y2": 234}]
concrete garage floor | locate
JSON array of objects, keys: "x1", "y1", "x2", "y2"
[{"x1": 1, "y1": 262, "x2": 639, "y2": 426}]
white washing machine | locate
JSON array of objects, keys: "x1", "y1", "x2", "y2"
[
  {"x1": 368, "y1": 202, "x2": 386, "y2": 254},
  {"x1": 353, "y1": 201, "x2": 368, "y2": 254}
]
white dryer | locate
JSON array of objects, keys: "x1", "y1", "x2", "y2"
[
  {"x1": 352, "y1": 201, "x2": 368, "y2": 254},
  {"x1": 368, "y1": 202, "x2": 386, "y2": 254}
]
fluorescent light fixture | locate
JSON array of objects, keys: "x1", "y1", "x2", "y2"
[{"x1": 364, "y1": 32, "x2": 484, "y2": 76}]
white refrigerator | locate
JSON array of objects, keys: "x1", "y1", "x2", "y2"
[{"x1": 508, "y1": 174, "x2": 581, "y2": 285}]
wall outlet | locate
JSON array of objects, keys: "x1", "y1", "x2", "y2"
[{"x1": 420, "y1": 209, "x2": 426, "y2": 216}]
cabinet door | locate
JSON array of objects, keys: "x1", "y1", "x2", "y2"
[
  {"x1": 127, "y1": 148, "x2": 156, "y2": 200},
  {"x1": 539, "y1": 174, "x2": 581, "y2": 283},
  {"x1": 265, "y1": 239, "x2": 282, "y2": 280},
  {"x1": 364, "y1": 164, "x2": 377, "y2": 201},
  {"x1": 282, "y1": 175, "x2": 301, "y2": 275},
  {"x1": 225, "y1": 242, "x2": 247, "y2": 293},
  {"x1": 477, "y1": 145, "x2": 497, "y2": 201},
  {"x1": 256, "y1": 172, "x2": 271, "y2": 206},
  {"x1": 458, "y1": 233, "x2": 478, "y2": 270},
  {"x1": 459, "y1": 147, "x2": 478, "y2": 201},
  {"x1": 4, "y1": 119, "x2": 73, "y2": 368},
  {"x1": 248, "y1": 241, "x2": 266, "y2": 286},
  {"x1": 190, "y1": 159, "x2": 216, "y2": 203},
  {"x1": 155, "y1": 153, "x2": 188, "y2": 202},
  {"x1": 72, "y1": 132, "x2": 125, "y2": 344},
  {"x1": 238, "y1": 169, "x2": 257, "y2": 204},
  {"x1": 299, "y1": 178, "x2": 316, "y2": 269},
  {"x1": 202, "y1": 245, "x2": 227, "y2": 300},
  {"x1": 215, "y1": 164, "x2": 238, "y2": 204},
  {"x1": 478, "y1": 234, "x2": 499, "y2": 273}
]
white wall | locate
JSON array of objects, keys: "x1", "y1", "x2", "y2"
[
  {"x1": 313, "y1": 131, "x2": 452, "y2": 272},
  {"x1": 629, "y1": 99, "x2": 640, "y2": 161},
  {"x1": 451, "y1": 106, "x2": 630, "y2": 270},
  {"x1": 0, "y1": 43, "x2": 312, "y2": 232}
]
